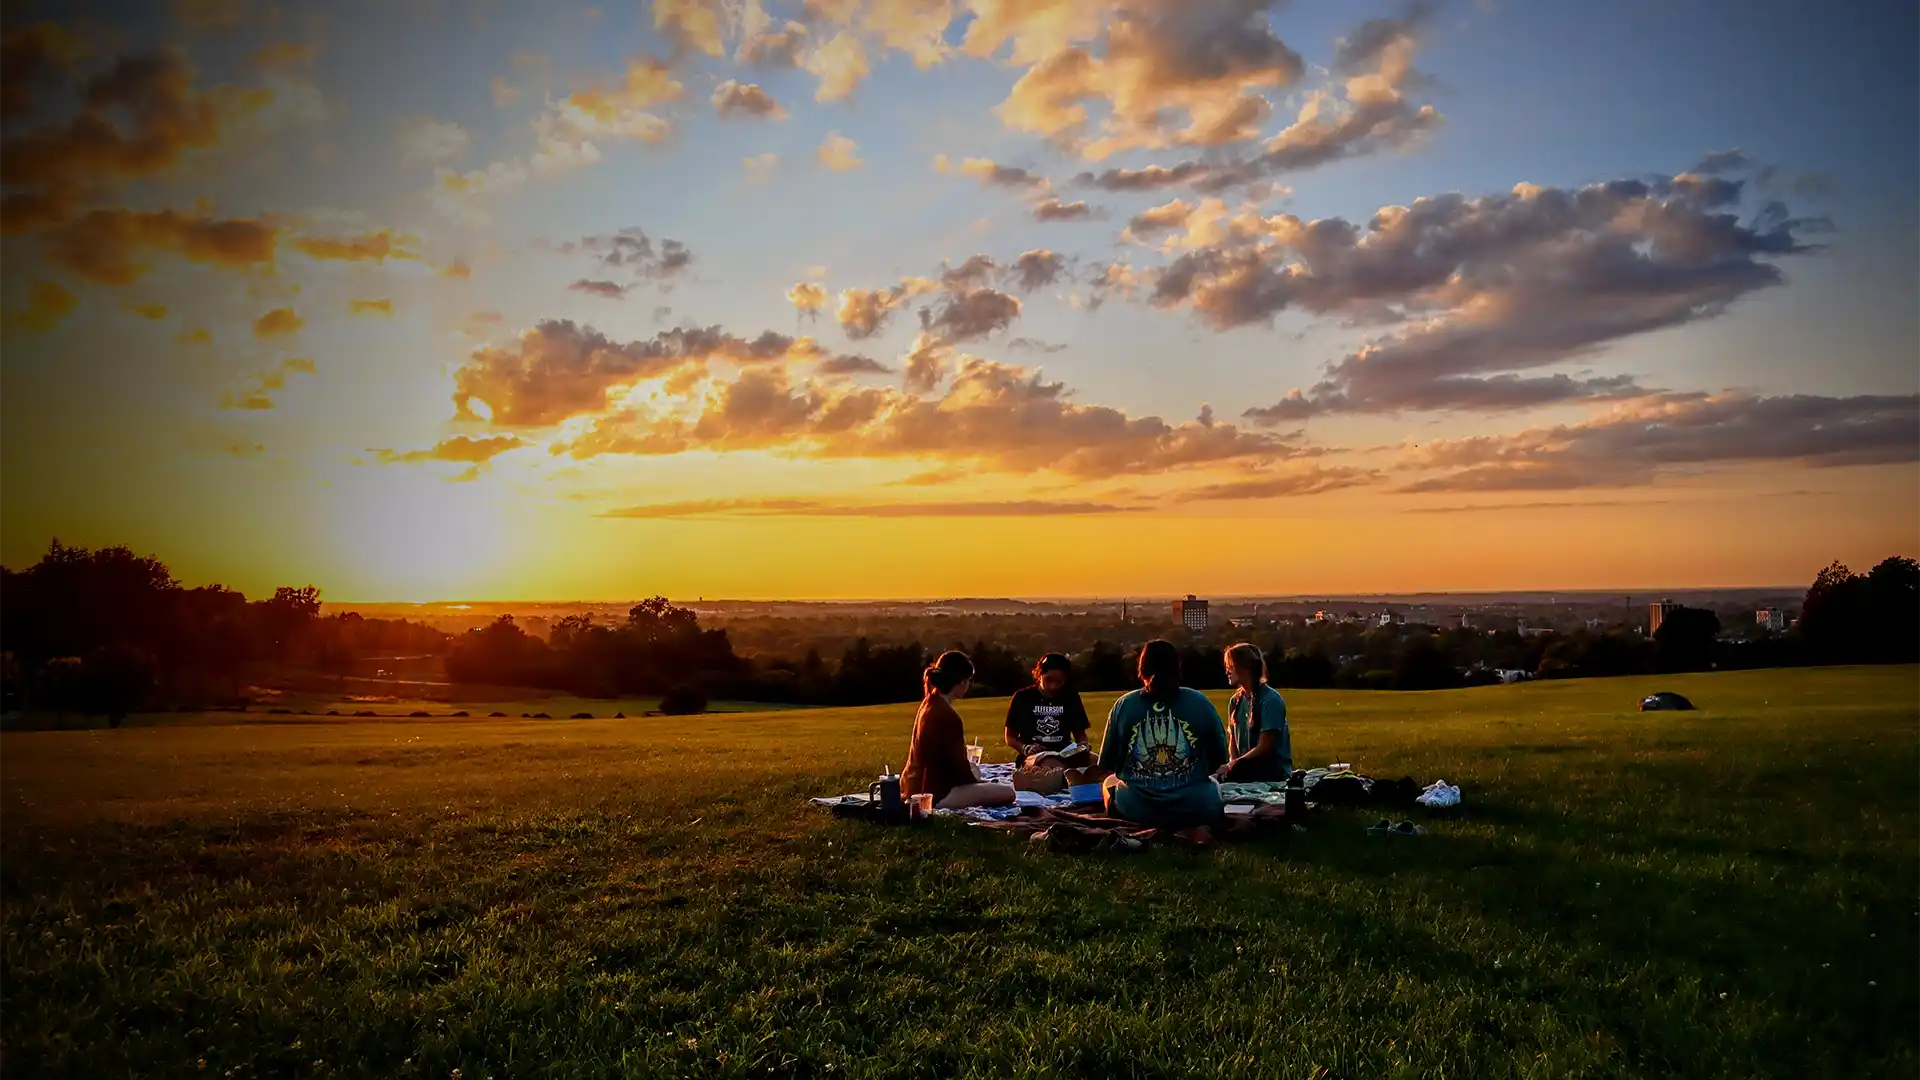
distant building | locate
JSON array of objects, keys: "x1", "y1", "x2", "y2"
[
  {"x1": 1650, "y1": 599, "x2": 1679, "y2": 635},
  {"x1": 1756, "y1": 607, "x2": 1788, "y2": 632},
  {"x1": 1173, "y1": 594, "x2": 1210, "y2": 631}
]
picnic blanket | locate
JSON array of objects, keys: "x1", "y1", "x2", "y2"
[
  {"x1": 806, "y1": 761, "x2": 1091, "y2": 822},
  {"x1": 969, "y1": 805, "x2": 1292, "y2": 846}
]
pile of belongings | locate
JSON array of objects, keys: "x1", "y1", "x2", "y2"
[{"x1": 1213, "y1": 757, "x2": 1428, "y2": 807}]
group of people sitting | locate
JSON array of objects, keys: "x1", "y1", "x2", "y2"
[{"x1": 900, "y1": 639, "x2": 1293, "y2": 831}]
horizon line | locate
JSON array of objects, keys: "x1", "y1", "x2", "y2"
[{"x1": 323, "y1": 585, "x2": 1810, "y2": 607}]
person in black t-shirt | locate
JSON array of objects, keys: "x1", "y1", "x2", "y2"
[{"x1": 1003, "y1": 653, "x2": 1092, "y2": 767}]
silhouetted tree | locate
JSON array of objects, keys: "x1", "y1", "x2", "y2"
[
  {"x1": 1654, "y1": 606, "x2": 1721, "y2": 673},
  {"x1": 1393, "y1": 634, "x2": 1464, "y2": 690},
  {"x1": 81, "y1": 645, "x2": 157, "y2": 726}
]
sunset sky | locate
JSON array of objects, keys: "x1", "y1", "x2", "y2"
[{"x1": 2, "y1": 0, "x2": 1915, "y2": 601}]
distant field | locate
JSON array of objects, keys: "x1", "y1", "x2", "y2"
[{"x1": 3, "y1": 666, "x2": 1915, "y2": 1078}]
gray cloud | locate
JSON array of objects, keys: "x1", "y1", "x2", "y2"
[
  {"x1": 560, "y1": 226, "x2": 693, "y2": 290},
  {"x1": 1113, "y1": 173, "x2": 1828, "y2": 418},
  {"x1": 919, "y1": 287, "x2": 1022, "y2": 343},
  {"x1": 817, "y1": 352, "x2": 893, "y2": 377},
  {"x1": 1399, "y1": 393, "x2": 1920, "y2": 491},
  {"x1": 939, "y1": 254, "x2": 998, "y2": 290},
  {"x1": 711, "y1": 80, "x2": 785, "y2": 119},
  {"x1": 1033, "y1": 197, "x2": 1096, "y2": 221},
  {"x1": 1168, "y1": 465, "x2": 1380, "y2": 501},
  {"x1": 1007, "y1": 337, "x2": 1069, "y2": 353},
  {"x1": 1009, "y1": 248, "x2": 1067, "y2": 291},
  {"x1": 569, "y1": 279, "x2": 628, "y2": 299}
]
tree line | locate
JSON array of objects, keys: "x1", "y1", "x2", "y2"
[{"x1": 2, "y1": 540, "x2": 1912, "y2": 719}]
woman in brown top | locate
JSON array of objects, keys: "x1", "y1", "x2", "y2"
[{"x1": 903, "y1": 650, "x2": 1016, "y2": 811}]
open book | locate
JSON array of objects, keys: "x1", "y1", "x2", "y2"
[{"x1": 1023, "y1": 741, "x2": 1088, "y2": 766}]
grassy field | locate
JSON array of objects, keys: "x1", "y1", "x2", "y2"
[{"x1": 3, "y1": 666, "x2": 1915, "y2": 1078}]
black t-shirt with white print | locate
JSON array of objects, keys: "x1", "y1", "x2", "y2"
[{"x1": 1005, "y1": 685, "x2": 1090, "y2": 754}]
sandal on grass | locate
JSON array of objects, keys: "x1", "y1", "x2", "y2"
[
  {"x1": 1389, "y1": 820, "x2": 1426, "y2": 837},
  {"x1": 1367, "y1": 818, "x2": 1393, "y2": 837}
]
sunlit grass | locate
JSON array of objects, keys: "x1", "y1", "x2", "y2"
[{"x1": 3, "y1": 666, "x2": 1915, "y2": 1078}]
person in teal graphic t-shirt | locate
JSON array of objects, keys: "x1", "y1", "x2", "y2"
[
  {"x1": 1099, "y1": 639, "x2": 1228, "y2": 829},
  {"x1": 1220, "y1": 641, "x2": 1292, "y2": 782}
]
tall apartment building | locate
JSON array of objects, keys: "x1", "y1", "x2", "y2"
[
  {"x1": 1173, "y1": 594, "x2": 1209, "y2": 632},
  {"x1": 1649, "y1": 599, "x2": 1679, "y2": 634}
]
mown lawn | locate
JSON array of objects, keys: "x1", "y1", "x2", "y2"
[{"x1": 3, "y1": 666, "x2": 1915, "y2": 1078}]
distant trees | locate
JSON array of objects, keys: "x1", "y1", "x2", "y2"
[
  {"x1": 1800, "y1": 557, "x2": 1919, "y2": 664},
  {"x1": 444, "y1": 599, "x2": 745, "y2": 699},
  {"x1": 5, "y1": 539, "x2": 1913, "y2": 718},
  {"x1": 0, "y1": 540, "x2": 448, "y2": 716}
]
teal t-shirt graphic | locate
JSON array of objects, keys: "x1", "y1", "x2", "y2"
[
  {"x1": 1100, "y1": 687, "x2": 1228, "y2": 827},
  {"x1": 1229, "y1": 683, "x2": 1292, "y2": 772}
]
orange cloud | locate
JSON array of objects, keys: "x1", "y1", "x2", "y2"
[
  {"x1": 995, "y1": 3, "x2": 1304, "y2": 160},
  {"x1": 372, "y1": 435, "x2": 527, "y2": 465},
  {"x1": 1, "y1": 279, "x2": 78, "y2": 336},
  {"x1": 438, "y1": 258, "x2": 473, "y2": 279},
  {"x1": 220, "y1": 356, "x2": 314, "y2": 410},
  {"x1": 293, "y1": 229, "x2": 420, "y2": 262},
  {"x1": 743, "y1": 152, "x2": 780, "y2": 183},
  {"x1": 816, "y1": 131, "x2": 863, "y2": 171},
  {"x1": 40, "y1": 208, "x2": 277, "y2": 284},
  {"x1": 547, "y1": 357, "x2": 1311, "y2": 480},
  {"x1": 652, "y1": 0, "x2": 725, "y2": 57},
  {"x1": 253, "y1": 307, "x2": 303, "y2": 337},
  {"x1": 934, "y1": 154, "x2": 1049, "y2": 189},
  {"x1": 349, "y1": 298, "x2": 393, "y2": 316},
  {"x1": 452, "y1": 321, "x2": 827, "y2": 427},
  {"x1": 712, "y1": 80, "x2": 786, "y2": 119},
  {"x1": 1, "y1": 48, "x2": 273, "y2": 233},
  {"x1": 860, "y1": 0, "x2": 954, "y2": 68},
  {"x1": 787, "y1": 281, "x2": 828, "y2": 315},
  {"x1": 804, "y1": 31, "x2": 869, "y2": 102},
  {"x1": 175, "y1": 327, "x2": 212, "y2": 344},
  {"x1": 126, "y1": 301, "x2": 170, "y2": 319}
]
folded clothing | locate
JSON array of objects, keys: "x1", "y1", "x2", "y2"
[{"x1": 1415, "y1": 780, "x2": 1462, "y2": 807}]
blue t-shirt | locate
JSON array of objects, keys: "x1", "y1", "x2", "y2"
[
  {"x1": 1098, "y1": 687, "x2": 1229, "y2": 827},
  {"x1": 1229, "y1": 683, "x2": 1292, "y2": 772}
]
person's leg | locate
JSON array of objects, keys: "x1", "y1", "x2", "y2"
[
  {"x1": 1221, "y1": 754, "x2": 1284, "y2": 783},
  {"x1": 935, "y1": 782, "x2": 1016, "y2": 810}
]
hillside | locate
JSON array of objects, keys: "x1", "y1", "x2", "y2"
[{"x1": 2, "y1": 666, "x2": 1915, "y2": 1078}]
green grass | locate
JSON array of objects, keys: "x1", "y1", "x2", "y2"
[{"x1": 3, "y1": 666, "x2": 1915, "y2": 1078}]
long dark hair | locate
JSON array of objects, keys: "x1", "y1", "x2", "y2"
[
  {"x1": 1137, "y1": 639, "x2": 1181, "y2": 705},
  {"x1": 923, "y1": 650, "x2": 975, "y2": 696},
  {"x1": 1032, "y1": 652, "x2": 1072, "y2": 683}
]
